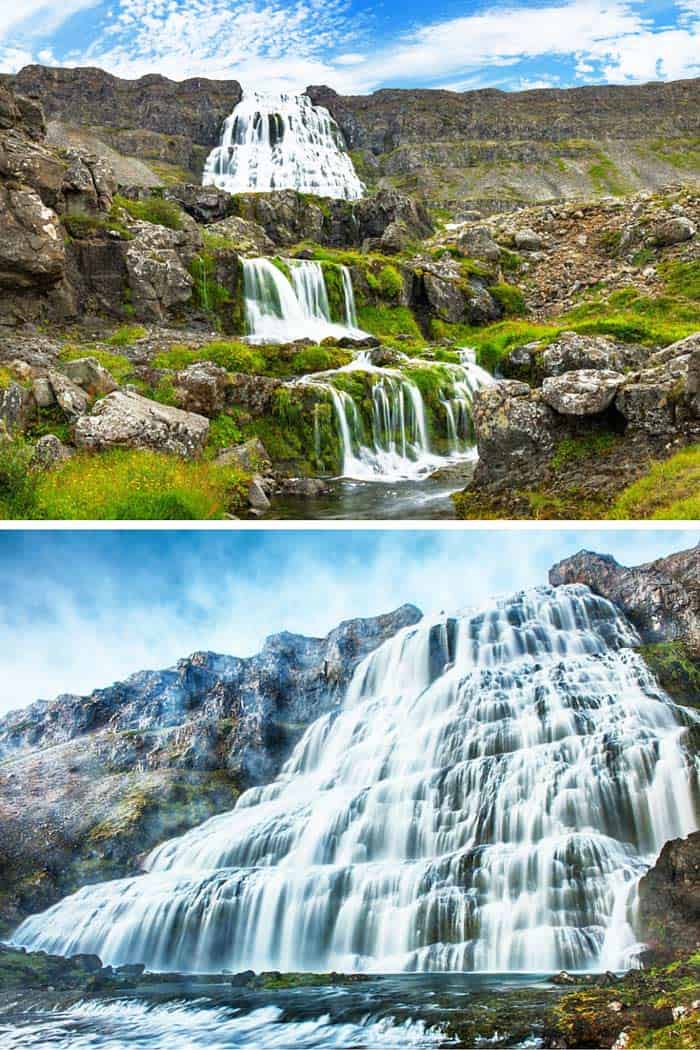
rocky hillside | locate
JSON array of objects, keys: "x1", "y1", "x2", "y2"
[
  {"x1": 6, "y1": 66, "x2": 699, "y2": 215},
  {"x1": 309, "y1": 79, "x2": 700, "y2": 216},
  {"x1": 0, "y1": 604, "x2": 420, "y2": 933}
]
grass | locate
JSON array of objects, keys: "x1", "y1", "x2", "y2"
[
  {"x1": 551, "y1": 432, "x2": 620, "y2": 469},
  {"x1": 488, "y1": 283, "x2": 526, "y2": 317},
  {"x1": 153, "y1": 341, "x2": 265, "y2": 374},
  {"x1": 639, "y1": 641, "x2": 700, "y2": 708},
  {"x1": 588, "y1": 156, "x2": 631, "y2": 196},
  {"x1": 356, "y1": 304, "x2": 424, "y2": 344},
  {"x1": 8, "y1": 449, "x2": 251, "y2": 520},
  {"x1": 0, "y1": 367, "x2": 14, "y2": 390},
  {"x1": 59, "y1": 345, "x2": 133, "y2": 385},
  {"x1": 106, "y1": 325, "x2": 147, "y2": 348},
  {"x1": 113, "y1": 194, "x2": 184, "y2": 231},
  {"x1": 0, "y1": 438, "x2": 38, "y2": 518},
  {"x1": 206, "y1": 415, "x2": 244, "y2": 455},
  {"x1": 609, "y1": 446, "x2": 700, "y2": 519}
]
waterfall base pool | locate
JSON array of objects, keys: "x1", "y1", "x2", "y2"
[
  {"x1": 265, "y1": 464, "x2": 476, "y2": 519},
  {"x1": 0, "y1": 973, "x2": 570, "y2": 1049}
]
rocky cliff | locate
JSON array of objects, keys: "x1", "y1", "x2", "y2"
[
  {"x1": 0, "y1": 603, "x2": 420, "y2": 933},
  {"x1": 5, "y1": 65, "x2": 700, "y2": 211},
  {"x1": 637, "y1": 831, "x2": 700, "y2": 962}
]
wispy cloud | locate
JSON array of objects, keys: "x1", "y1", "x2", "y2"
[{"x1": 0, "y1": 529, "x2": 695, "y2": 715}]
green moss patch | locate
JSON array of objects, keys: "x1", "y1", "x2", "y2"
[
  {"x1": 639, "y1": 641, "x2": 700, "y2": 708},
  {"x1": 113, "y1": 193, "x2": 184, "y2": 231},
  {"x1": 59, "y1": 345, "x2": 133, "y2": 384},
  {"x1": 610, "y1": 446, "x2": 700, "y2": 519},
  {"x1": 106, "y1": 325, "x2": 148, "y2": 348}
]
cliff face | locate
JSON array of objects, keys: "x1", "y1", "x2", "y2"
[
  {"x1": 0, "y1": 604, "x2": 420, "y2": 933},
  {"x1": 637, "y1": 831, "x2": 700, "y2": 962},
  {"x1": 549, "y1": 545, "x2": 700, "y2": 655}
]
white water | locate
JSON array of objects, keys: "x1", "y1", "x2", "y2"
[
  {"x1": 1, "y1": 999, "x2": 449, "y2": 1049},
  {"x1": 308, "y1": 350, "x2": 492, "y2": 481},
  {"x1": 242, "y1": 258, "x2": 366, "y2": 344},
  {"x1": 203, "y1": 91, "x2": 365, "y2": 200},
  {"x1": 13, "y1": 586, "x2": 699, "y2": 975}
]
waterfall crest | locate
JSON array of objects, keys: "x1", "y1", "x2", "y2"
[
  {"x1": 13, "y1": 586, "x2": 699, "y2": 975},
  {"x1": 203, "y1": 91, "x2": 365, "y2": 200},
  {"x1": 243, "y1": 258, "x2": 365, "y2": 344},
  {"x1": 308, "y1": 351, "x2": 492, "y2": 481}
]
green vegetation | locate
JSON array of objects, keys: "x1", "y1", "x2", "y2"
[
  {"x1": 551, "y1": 431, "x2": 620, "y2": 469},
  {"x1": 59, "y1": 345, "x2": 133, "y2": 384},
  {"x1": 26, "y1": 406, "x2": 71, "y2": 444},
  {"x1": 153, "y1": 340, "x2": 264, "y2": 375},
  {"x1": 206, "y1": 414, "x2": 244, "y2": 455},
  {"x1": 357, "y1": 304, "x2": 424, "y2": 344},
  {"x1": 5, "y1": 449, "x2": 251, "y2": 520},
  {"x1": 377, "y1": 264, "x2": 404, "y2": 301},
  {"x1": 188, "y1": 253, "x2": 237, "y2": 326},
  {"x1": 0, "y1": 366, "x2": 14, "y2": 390},
  {"x1": 588, "y1": 156, "x2": 630, "y2": 196},
  {"x1": 639, "y1": 641, "x2": 700, "y2": 708},
  {"x1": 0, "y1": 437, "x2": 38, "y2": 518},
  {"x1": 610, "y1": 446, "x2": 700, "y2": 519},
  {"x1": 113, "y1": 193, "x2": 184, "y2": 231},
  {"x1": 106, "y1": 325, "x2": 147, "y2": 348},
  {"x1": 488, "y1": 282, "x2": 526, "y2": 317},
  {"x1": 547, "y1": 953, "x2": 700, "y2": 1050},
  {"x1": 661, "y1": 259, "x2": 700, "y2": 300}
]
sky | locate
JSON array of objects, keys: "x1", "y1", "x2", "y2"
[
  {"x1": 0, "y1": 527, "x2": 696, "y2": 715},
  {"x1": 1, "y1": 0, "x2": 698, "y2": 95}
]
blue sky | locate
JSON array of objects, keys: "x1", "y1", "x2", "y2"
[
  {"x1": 0, "y1": 527, "x2": 696, "y2": 714},
  {"x1": 1, "y1": 1, "x2": 698, "y2": 94}
]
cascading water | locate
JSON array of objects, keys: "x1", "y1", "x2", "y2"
[
  {"x1": 308, "y1": 351, "x2": 492, "y2": 481},
  {"x1": 13, "y1": 586, "x2": 699, "y2": 975},
  {"x1": 203, "y1": 91, "x2": 365, "y2": 200},
  {"x1": 242, "y1": 257, "x2": 366, "y2": 344}
]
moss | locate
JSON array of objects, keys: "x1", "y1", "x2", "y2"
[
  {"x1": 609, "y1": 446, "x2": 700, "y2": 520},
  {"x1": 206, "y1": 414, "x2": 244, "y2": 456},
  {"x1": 588, "y1": 156, "x2": 631, "y2": 196},
  {"x1": 489, "y1": 282, "x2": 526, "y2": 317},
  {"x1": 599, "y1": 229, "x2": 623, "y2": 255},
  {"x1": 0, "y1": 366, "x2": 13, "y2": 390},
  {"x1": 106, "y1": 325, "x2": 147, "y2": 348},
  {"x1": 153, "y1": 341, "x2": 264, "y2": 374},
  {"x1": 639, "y1": 642, "x2": 700, "y2": 708},
  {"x1": 551, "y1": 431, "x2": 620, "y2": 468},
  {"x1": 188, "y1": 253, "x2": 233, "y2": 320},
  {"x1": 26, "y1": 405, "x2": 71, "y2": 444},
  {"x1": 377, "y1": 264, "x2": 403, "y2": 301},
  {"x1": 356, "y1": 304, "x2": 425, "y2": 344},
  {"x1": 293, "y1": 345, "x2": 353, "y2": 374},
  {"x1": 113, "y1": 193, "x2": 184, "y2": 231},
  {"x1": 660, "y1": 260, "x2": 700, "y2": 301},
  {"x1": 320, "y1": 262, "x2": 346, "y2": 322}
]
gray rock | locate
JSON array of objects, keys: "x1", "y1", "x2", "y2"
[
  {"x1": 125, "y1": 223, "x2": 194, "y2": 322},
  {"x1": 0, "y1": 185, "x2": 65, "y2": 290},
  {"x1": 205, "y1": 215, "x2": 275, "y2": 255},
  {"x1": 31, "y1": 434, "x2": 73, "y2": 470},
  {"x1": 174, "y1": 362, "x2": 228, "y2": 417},
  {"x1": 74, "y1": 390, "x2": 209, "y2": 458},
  {"x1": 423, "y1": 272, "x2": 467, "y2": 324},
  {"x1": 48, "y1": 370, "x2": 89, "y2": 418},
  {"x1": 215, "y1": 438, "x2": 271, "y2": 473},
  {"x1": 32, "y1": 376, "x2": 55, "y2": 409},
  {"x1": 542, "y1": 369, "x2": 624, "y2": 416},
  {"x1": 649, "y1": 216, "x2": 695, "y2": 247},
  {"x1": 616, "y1": 333, "x2": 697, "y2": 435},
  {"x1": 472, "y1": 380, "x2": 558, "y2": 473},
  {"x1": 457, "y1": 225, "x2": 501, "y2": 263},
  {"x1": 0, "y1": 382, "x2": 35, "y2": 433},
  {"x1": 248, "y1": 475, "x2": 271, "y2": 511},
  {"x1": 514, "y1": 227, "x2": 542, "y2": 251},
  {"x1": 541, "y1": 332, "x2": 647, "y2": 377},
  {"x1": 62, "y1": 357, "x2": 119, "y2": 396}
]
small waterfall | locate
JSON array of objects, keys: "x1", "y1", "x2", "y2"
[
  {"x1": 13, "y1": 586, "x2": 699, "y2": 975},
  {"x1": 242, "y1": 258, "x2": 365, "y2": 344},
  {"x1": 308, "y1": 353, "x2": 492, "y2": 481},
  {"x1": 203, "y1": 91, "x2": 365, "y2": 200}
]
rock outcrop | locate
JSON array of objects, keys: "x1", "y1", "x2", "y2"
[
  {"x1": 0, "y1": 604, "x2": 421, "y2": 931},
  {"x1": 637, "y1": 832, "x2": 700, "y2": 962},
  {"x1": 549, "y1": 545, "x2": 700, "y2": 654},
  {"x1": 73, "y1": 391, "x2": 210, "y2": 458}
]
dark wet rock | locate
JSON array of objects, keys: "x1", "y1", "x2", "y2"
[
  {"x1": 549, "y1": 545, "x2": 700, "y2": 654},
  {"x1": 471, "y1": 381, "x2": 559, "y2": 484},
  {"x1": 637, "y1": 832, "x2": 700, "y2": 963},
  {"x1": 542, "y1": 369, "x2": 624, "y2": 416},
  {"x1": 275, "y1": 477, "x2": 332, "y2": 497},
  {"x1": 226, "y1": 372, "x2": 283, "y2": 415},
  {"x1": 74, "y1": 390, "x2": 210, "y2": 458}
]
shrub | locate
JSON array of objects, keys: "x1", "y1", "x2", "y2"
[
  {"x1": 114, "y1": 194, "x2": 184, "y2": 231},
  {"x1": 33, "y1": 449, "x2": 249, "y2": 520},
  {"x1": 0, "y1": 437, "x2": 38, "y2": 519}
]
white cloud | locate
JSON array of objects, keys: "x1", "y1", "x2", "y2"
[{"x1": 0, "y1": 0, "x2": 99, "y2": 40}]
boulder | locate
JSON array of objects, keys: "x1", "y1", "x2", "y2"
[
  {"x1": 649, "y1": 216, "x2": 695, "y2": 247},
  {"x1": 32, "y1": 376, "x2": 55, "y2": 408},
  {"x1": 31, "y1": 434, "x2": 73, "y2": 470},
  {"x1": 616, "y1": 334, "x2": 697, "y2": 435},
  {"x1": 205, "y1": 215, "x2": 275, "y2": 255},
  {"x1": 74, "y1": 390, "x2": 209, "y2": 458},
  {"x1": 226, "y1": 373, "x2": 282, "y2": 415},
  {"x1": 48, "y1": 370, "x2": 89, "y2": 418},
  {"x1": 0, "y1": 383, "x2": 35, "y2": 433},
  {"x1": 248, "y1": 475, "x2": 271, "y2": 512},
  {"x1": 637, "y1": 832, "x2": 700, "y2": 961},
  {"x1": 456, "y1": 226, "x2": 501, "y2": 264},
  {"x1": 174, "y1": 362, "x2": 228, "y2": 417},
  {"x1": 0, "y1": 185, "x2": 65, "y2": 290},
  {"x1": 60, "y1": 151, "x2": 117, "y2": 215},
  {"x1": 540, "y1": 332, "x2": 647, "y2": 377},
  {"x1": 215, "y1": 438, "x2": 271, "y2": 473},
  {"x1": 514, "y1": 228, "x2": 542, "y2": 251},
  {"x1": 471, "y1": 380, "x2": 558, "y2": 477},
  {"x1": 542, "y1": 369, "x2": 624, "y2": 416},
  {"x1": 62, "y1": 358, "x2": 119, "y2": 396},
  {"x1": 423, "y1": 272, "x2": 467, "y2": 324},
  {"x1": 125, "y1": 223, "x2": 195, "y2": 322}
]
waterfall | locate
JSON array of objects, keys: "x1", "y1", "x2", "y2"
[
  {"x1": 203, "y1": 91, "x2": 365, "y2": 200},
  {"x1": 308, "y1": 354, "x2": 492, "y2": 481},
  {"x1": 242, "y1": 258, "x2": 365, "y2": 344},
  {"x1": 13, "y1": 586, "x2": 699, "y2": 975}
]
